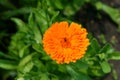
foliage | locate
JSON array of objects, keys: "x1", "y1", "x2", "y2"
[
  {"x1": 0, "y1": 0, "x2": 120, "y2": 80},
  {"x1": 95, "y1": 2, "x2": 120, "y2": 32}
]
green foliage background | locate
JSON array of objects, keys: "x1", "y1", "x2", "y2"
[{"x1": 0, "y1": 0, "x2": 120, "y2": 80}]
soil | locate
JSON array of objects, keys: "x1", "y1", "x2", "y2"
[{"x1": 74, "y1": 0, "x2": 120, "y2": 80}]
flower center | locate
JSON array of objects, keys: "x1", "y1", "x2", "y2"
[{"x1": 61, "y1": 37, "x2": 71, "y2": 48}]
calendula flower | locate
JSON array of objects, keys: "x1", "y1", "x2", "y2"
[{"x1": 43, "y1": 21, "x2": 89, "y2": 64}]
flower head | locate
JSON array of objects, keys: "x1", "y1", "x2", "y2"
[{"x1": 43, "y1": 21, "x2": 89, "y2": 64}]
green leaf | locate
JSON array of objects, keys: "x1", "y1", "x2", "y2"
[
  {"x1": 73, "y1": 0, "x2": 86, "y2": 8},
  {"x1": 33, "y1": 58, "x2": 47, "y2": 72},
  {"x1": 51, "y1": 76, "x2": 59, "y2": 80},
  {"x1": 54, "y1": 0, "x2": 63, "y2": 9},
  {"x1": 23, "y1": 61, "x2": 34, "y2": 73},
  {"x1": 52, "y1": 0, "x2": 63, "y2": 9},
  {"x1": 63, "y1": 0, "x2": 86, "y2": 16},
  {"x1": 98, "y1": 53, "x2": 106, "y2": 60},
  {"x1": 19, "y1": 45, "x2": 30, "y2": 58},
  {"x1": 18, "y1": 53, "x2": 36, "y2": 71},
  {"x1": 66, "y1": 65, "x2": 78, "y2": 80},
  {"x1": 2, "y1": 7, "x2": 31, "y2": 19},
  {"x1": 90, "y1": 38, "x2": 100, "y2": 53},
  {"x1": 112, "y1": 69, "x2": 118, "y2": 80},
  {"x1": 100, "y1": 61, "x2": 111, "y2": 73},
  {"x1": 85, "y1": 45, "x2": 95, "y2": 57},
  {"x1": 40, "y1": 74, "x2": 49, "y2": 80},
  {"x1": 88, "y1": 65, "x2": 104, "y2": 77},
  {"x1": 71, "y1": 60, "x2": 88, "y2": 74},
  {"x1": 8, "y1": 29, "x2": 34, "y2": 58},
  {"x1": 32, "y1": 43, "x2": 44, "y2": 53},
  {"x1": 58, "y1": 64, "x2": 67, "y2": 73},
  {"x1": 108, "y1": 52, "x2": 120, "y2": 60},
  {"x1": 28, "y1": 12, "x2": 34, "y2": 28},
  {"x1": 47, "y1": 0, "x2": 63, "y2": 10},
  {"x1": 99, "y1": 43, "x2": 112, "y2": 54},
  {"x1": 95, "y1": 2, "x2": 120, "y2": 24},
  {"x1": 11, "y1": 18, "x2": 27, "y2": 32},
  {"x1": 34, "y1": 9, "x2": 49, "y2": 34},
  {"x1": 64, "y1": 5, "x2": 76, "y2": 16},
  {"x1": 51, "y1": 11, "x2": 59, "y2": 22},
  {"x1": 95, "y1": 2, "x2": 120, "y2": 32},
  {"x1": 66, "y1": 65, "x2": 91, "y2": 80},
  {"x1": 0, "y1": 51, "x2": 17, "y2": 60},
  {"x1": 0, "y1": 59, "x2": 17, "y2": 70},
  {"x1": 32, "y1": 43, "x2": 51, "y2": 60},
  {"x1": 28, "y1": 13, "x2": 42, "y2": 43},
  {"x1": 16, "y1": 77, "x2": 24, "y2": 80}
]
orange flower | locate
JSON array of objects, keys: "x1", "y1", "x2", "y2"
[{"x1": 43, "y1": 21, "x2": 90, "y2": 64}]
